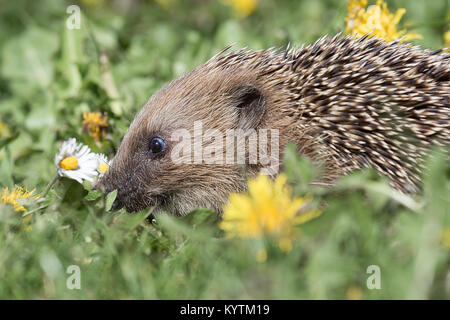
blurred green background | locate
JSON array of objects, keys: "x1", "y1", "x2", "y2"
[{"x1": 0, "y1": 0, "x2": 449, "y2": 299}]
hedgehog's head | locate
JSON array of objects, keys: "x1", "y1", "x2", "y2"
[{"x1": 97, "y1": 59, "x2": 281, "y2": 216}]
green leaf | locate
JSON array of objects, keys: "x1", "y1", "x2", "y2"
[
  {"x1": 105, "y1": 189, "x2": 118, "y2": 211},
  {"x1": 283, "y1": 142, "x2": 319, "y2": 194},
  {"x1": 82, "y1": 180, "x2": 93, "y2": 191},
  {"x1": 0, "y1": 146, "x2": 14, "y2": 187},
  {"x1": 85, "y1": 189, "x2": 102, "y2": 201},
  {"x1": 180, "y1": 208, "x2": 218, "y2": 226},
  {"x1": 113, "y1": 211, "x2": 152, "y2": 233}
]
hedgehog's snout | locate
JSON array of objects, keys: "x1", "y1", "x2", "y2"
[
  {"x1": 96, "y1": 167, "x2": 129, "y2": 211},
  {"x1": 98, "y1": 163, "x2": 151, "y2": 213}
]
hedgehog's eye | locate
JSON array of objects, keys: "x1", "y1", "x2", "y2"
[{"x1": 149, "y1": 137, "x2": 166, "y2": 156}]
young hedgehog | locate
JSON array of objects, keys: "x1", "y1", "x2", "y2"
[{"x1": 98, "y1": 34, "x2": 450, "y2": 216}]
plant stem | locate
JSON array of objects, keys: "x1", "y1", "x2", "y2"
[
  {"x1": 25, "y1": 205, "x2": 49, "y2": 215},
  {"x1": 42, "y1": 174, "x2": 60, "y2": 197}
]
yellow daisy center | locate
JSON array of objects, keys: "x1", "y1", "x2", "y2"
[
  {"x1": 98, "y1": 163, "x2": 109, "y2": 174},
  {"x1": 60, "y1": 156, "x2": 79, "y2": 170}
]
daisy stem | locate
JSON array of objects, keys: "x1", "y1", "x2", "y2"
[
  {"x1": 42, "y1": 174, "x2": 60, "y2": 197},
  {"x1": 25, "y1": 204, "x2": 49, "y2": 215}
]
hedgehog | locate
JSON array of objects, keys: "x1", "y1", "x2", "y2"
[{"x1": 98, "y1": 34, "x2": 450, "y2": 216}]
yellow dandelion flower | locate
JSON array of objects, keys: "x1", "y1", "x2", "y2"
[
  {"x1": 345, "y1": 0, "x2": 421, "y2": 42},
  {"x1": 82, "y1": 111, "x2": 108, "y2": 142},
  {"x1": 347, "y1": 0, "x2": 368, "y2": 19},
  {"x1": 1, "y1": 185, "x2": 40, "y2": 212},
  {"x1": 444, "y1": 30, "x2": 450, "y2": 48},
  {"x1": 222, "y1": 0, "x2": 258, "y2": 18},
  {"x1": 219, "y1": 173, "x2": 321, "y2": 252}
]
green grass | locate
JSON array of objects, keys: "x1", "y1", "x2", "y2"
[{"x1": 0, "y1": 0, "x2": 449, "y2": 299}]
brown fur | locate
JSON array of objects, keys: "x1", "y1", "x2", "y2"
[{"x1": 98, "y1": 34, "x2": 450, "y2": 215}]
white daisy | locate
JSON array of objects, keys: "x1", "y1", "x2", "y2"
[
  {"x1": 95, "y1": 153, "x2": 111, "y2": 177},
  {"x1": 55, "y1": 138, "x2": 99, "y2": 183}
]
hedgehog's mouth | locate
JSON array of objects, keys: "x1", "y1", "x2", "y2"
[
  {"x1": 112, "y1": 192, "x2": 168, "y2": 214},
  {"x1": 112, "y1": 193, "x2": 151, "y2": 213}
]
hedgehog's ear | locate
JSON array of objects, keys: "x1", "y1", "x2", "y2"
[{"x1": 230, "y1": 84, "x2": 266, "y2": 129}]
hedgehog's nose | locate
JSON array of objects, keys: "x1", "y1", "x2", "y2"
[
  {"x1": 92, "y1": 180, "x2": 109, "y2": 192},
  {"x1": 95, "y1": 171, "x2": 113, "y2": 192},
  {"x1": 92, "y1": 179, "x2": 107, "y2": 193},
  {"x1": 94, "y1": 173, "x2": 113, "y2": 195}
]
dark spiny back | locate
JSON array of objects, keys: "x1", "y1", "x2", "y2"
[{"x1": 212, "y1": 35, "x2": 450, "y2": 193}]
